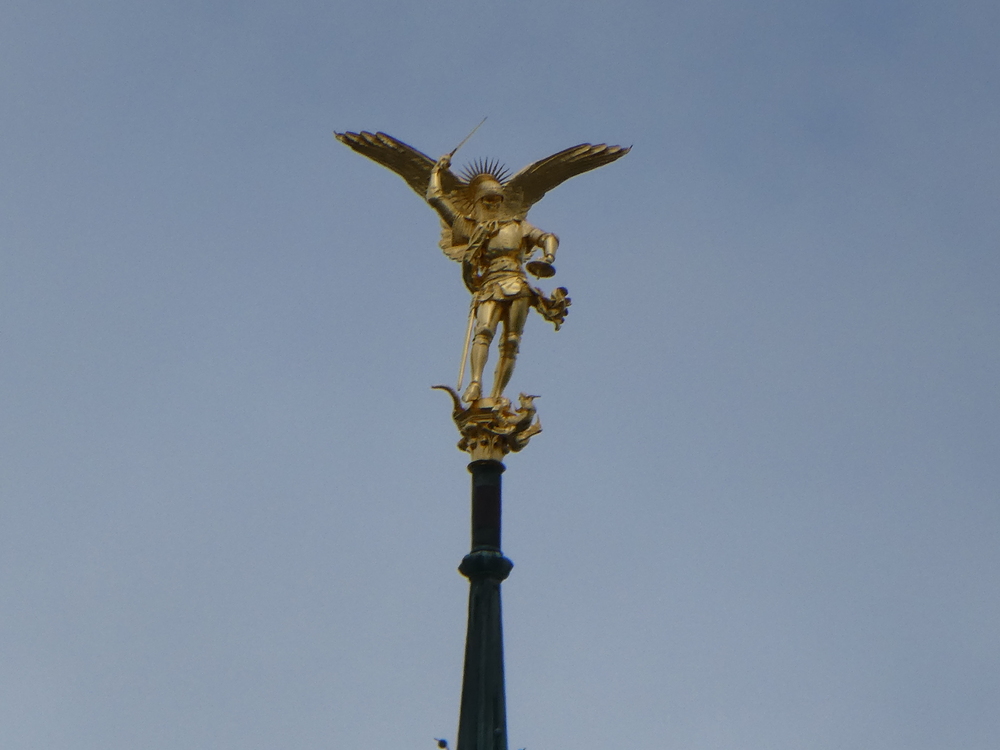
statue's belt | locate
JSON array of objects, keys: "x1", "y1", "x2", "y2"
[{"x1": 474, "y1": 271, "x2": 531, "y2": 300}]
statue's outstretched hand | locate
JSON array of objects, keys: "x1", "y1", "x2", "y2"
[{"x1": 434, "y1": 154, "x2": 452, "y2": 172}]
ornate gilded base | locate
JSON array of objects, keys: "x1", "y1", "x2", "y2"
[{"x1": 433, "y1": 386, "x2": 542, "y2": 461}]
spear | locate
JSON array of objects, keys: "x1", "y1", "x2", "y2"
[
  {"x1": 452, "y1": 117, "x2": 487, "y2": 394},
  {"x1": 457, "y1": 297, "x2": 476, "y2": 392}
]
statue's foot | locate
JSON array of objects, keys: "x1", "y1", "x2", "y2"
[
  {"x1": 462, "y1": 380, "x2": 481, "y2": 403},
  {"x1": 489, "y1": 384, "x2": 510, "y2": 403}
]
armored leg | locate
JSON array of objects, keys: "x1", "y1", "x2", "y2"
[
  {"x1": 490, "y1": 297, "x2": 530, "y2": 400},
  {"x1": 464, "y1": 301, "x2": 501, "y2": 403}
]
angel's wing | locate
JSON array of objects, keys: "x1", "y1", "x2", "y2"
[
  {"x1": 438, "y1": 219, "x2": 467, "y2": 262},
  {"x1": 504, "y1": 143, "x2": 630, "y2": 219},
  {"x1": 335, "y1": 131, "x2": 464, "y2": 198}
]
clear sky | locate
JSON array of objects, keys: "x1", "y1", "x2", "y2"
[{"x1": 2, "y1": 1, "x2": 998, "y2": 748}]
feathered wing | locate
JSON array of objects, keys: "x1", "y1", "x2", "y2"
[
  {"x1": 438, "y1": 219, "x2": 467, "y2": 261},
  {"x1": 335, "y1": 130, "x2": 464, "y2": 198},
  {"x1": 504, "y1": 143, "x2": 630, "y2": 219},
  {"x1": 336, "y1": 130, "x2": 469, "y2": 261}
]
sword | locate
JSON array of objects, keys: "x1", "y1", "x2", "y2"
[{"x1": 449, "y1": 117, "x2": 487, "y2": 159}]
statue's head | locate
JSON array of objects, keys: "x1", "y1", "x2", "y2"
[
  {"x1": 461, "y1": 158, "x2": 510, "y2": 218},
  {"x1": 469, "y1": 174, "x2": 504, "y2": 212}
]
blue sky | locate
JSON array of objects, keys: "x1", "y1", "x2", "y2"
[{"x1": 2, "y1": 1, "x2": 998, "y2": 748}]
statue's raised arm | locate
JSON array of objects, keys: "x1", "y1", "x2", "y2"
[{"x1": 426, "y1": 153, "x2": 458, "y2": 225}]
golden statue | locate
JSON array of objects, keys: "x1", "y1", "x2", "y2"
[{"x1": 336, "y1": 129, "x2": 628, "y2": 458}]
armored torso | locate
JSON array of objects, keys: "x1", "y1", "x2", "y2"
[{"x1": 469, "y1": 219, "x2": 544, "y2": 301}]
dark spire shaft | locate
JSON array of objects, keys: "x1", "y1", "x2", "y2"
[{"x1": 456, "y1": 460, "x2": 513, "y2": 750}]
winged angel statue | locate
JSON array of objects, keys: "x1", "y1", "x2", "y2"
[{"x1": 336, "y1": 130, "x2": 628, "y2": 406}]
